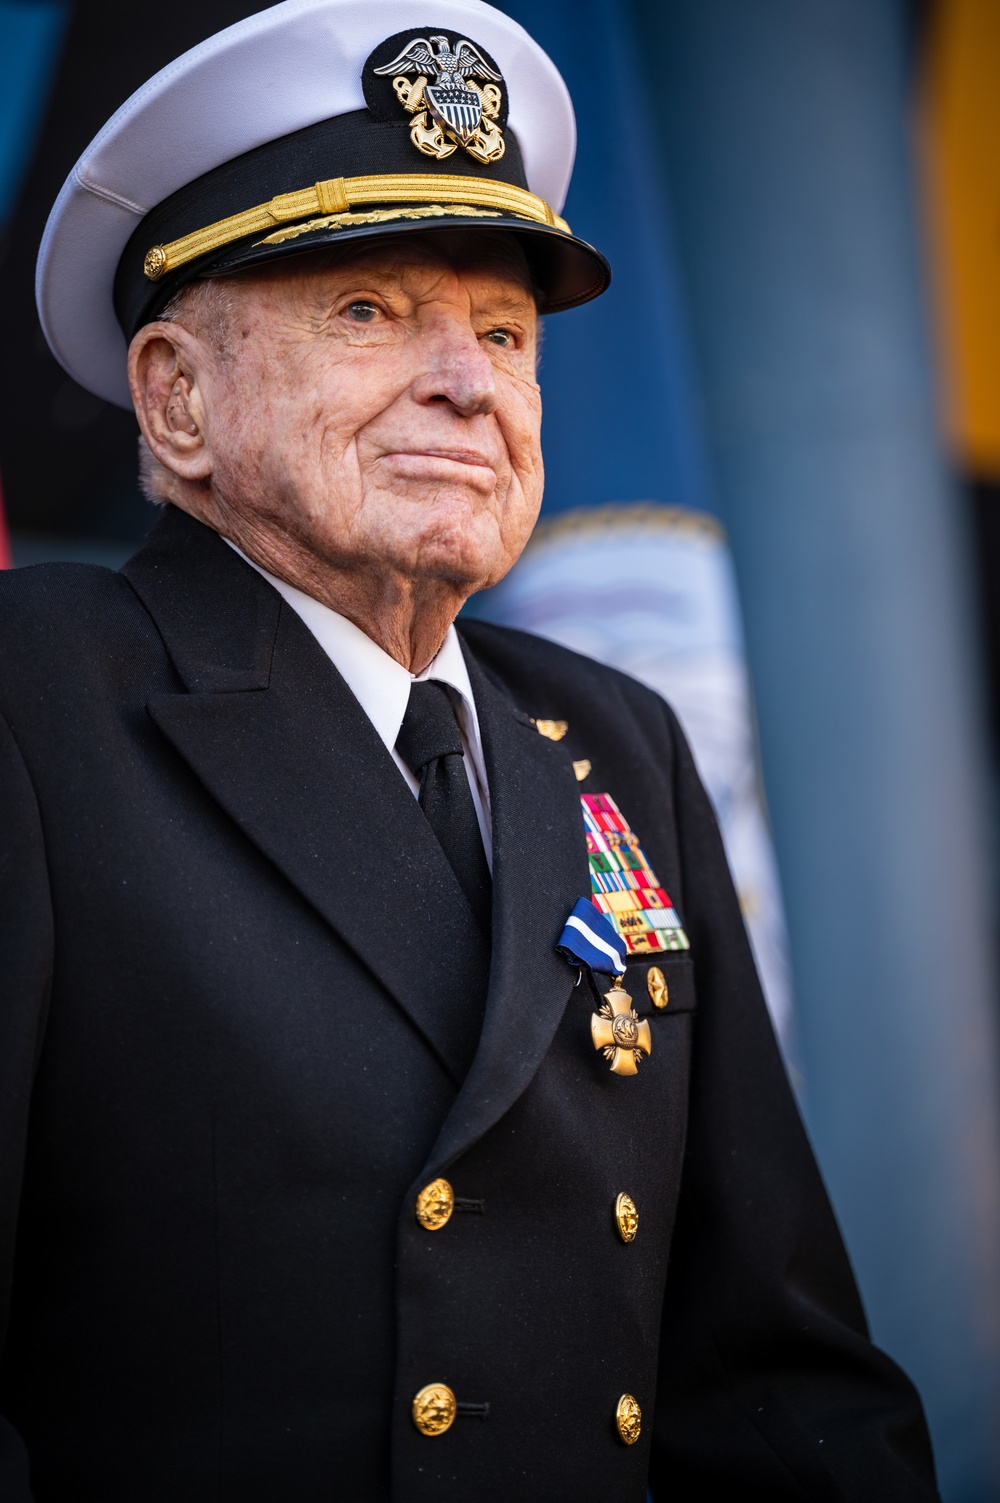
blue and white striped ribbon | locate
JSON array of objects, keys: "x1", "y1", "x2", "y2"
[{"x1": 556, "y1": 897, "x2": 627, "y2": 976}]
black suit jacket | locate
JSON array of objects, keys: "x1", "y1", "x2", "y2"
[{"x1": 0, "y1": 507, "x2": 937, "y2": 1501}]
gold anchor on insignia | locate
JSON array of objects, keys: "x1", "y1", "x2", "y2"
[
  {"x1": 591, "y1": 977, "x2": 652, "y2": 1076},
  {"x1": 375, "y1": 36, "x2": 506, "y2": 165}
]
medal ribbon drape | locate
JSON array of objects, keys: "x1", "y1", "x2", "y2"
[
  {"x1": 556, "y1": 896, "x2": 627, "y2": 977},
  {"x1": 396, "y1": 680, "x2": 492, "y2": 934}
]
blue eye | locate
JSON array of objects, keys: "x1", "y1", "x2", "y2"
[
  {"x1": 484, "y1": 328, "x2": 513, "y2": 347},
  {"x1": 346, "y1": 301, "x2": 379, "y2": 322}
]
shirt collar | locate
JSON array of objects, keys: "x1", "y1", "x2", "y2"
[{"x1": 226, "y1": 541, "x2": 483, "y2": 760}]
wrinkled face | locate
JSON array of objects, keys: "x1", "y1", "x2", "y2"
[{"x1": 140, "y1": 233, "x2": 543, "y2": 597}]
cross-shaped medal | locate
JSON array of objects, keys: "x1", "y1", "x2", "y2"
[{"x1": 591, "y1": 979, "x2": 652, "y2": 1076}]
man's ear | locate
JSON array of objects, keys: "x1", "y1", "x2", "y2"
[{"x1": 128, "y1": 321, "x2": 214, "y2": 484}]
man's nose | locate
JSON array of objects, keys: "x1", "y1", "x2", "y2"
[{"x1": 410, "y1": 316, "x2": 498, "y2": 417}]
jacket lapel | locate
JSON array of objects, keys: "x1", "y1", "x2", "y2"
[
  {"x1": 123, "y1": 508, "x2": 487, "y2": 1083},
  {"x1": 426, "y1": 638, "x2": 592, "y2": 1170}
]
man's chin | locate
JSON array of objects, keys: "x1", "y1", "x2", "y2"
[
  {"x1": 391, "y1": 522, "x2": 508, "y2": 592},
  {"x1": 408, "y1": 550, "x2": 496, "y2": 593},
  {"x1": 294, "y1": 504, "x2": 526, "y2": 594}
]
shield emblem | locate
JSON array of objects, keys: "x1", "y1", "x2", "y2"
[{"x1": 426, "y1": 83, "x2": 482, "y2": 145}]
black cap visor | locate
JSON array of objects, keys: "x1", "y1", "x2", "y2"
[{"x1": 191, "y1": 211, "x2": 608, "y2": 316}]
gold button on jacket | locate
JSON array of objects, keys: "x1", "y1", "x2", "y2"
[
  {"x1": 616, "y1": 1393, "x2": 642, "y2": 1445},
  {"x1": 615, "y1": 1191, "x2": 639, "y2": 1243},
  {"x1": 415, "y1": 1177, "x2": 454, "y2": 1231},
  {"x1": 412, "y1": 1383, "x2": 457, "y2": 1436}
]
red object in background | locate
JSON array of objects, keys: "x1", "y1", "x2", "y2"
[{"x1": 0, "y1": 474, "x2": 13, "y2": 568}]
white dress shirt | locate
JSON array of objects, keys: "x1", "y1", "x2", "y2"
[{"x1": 229, "y1": 545, "x2": 492, "y2": 864}]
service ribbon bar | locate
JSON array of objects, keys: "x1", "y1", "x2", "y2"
[{"x1": 582, "y1": 792, "x2": 690, "y2": 957}]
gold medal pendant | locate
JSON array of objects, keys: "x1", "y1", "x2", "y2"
[{"x1": 591, "y1": 980, "x2": 651, "y2": 1076}]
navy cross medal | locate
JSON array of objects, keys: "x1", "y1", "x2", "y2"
[
  {"x1": 557, "y1": 898, "x2": 652, "y2": 1077},
  {"x1": 374, "y1": 35, "x2": 506, "y2": 164},
  {"x1": 591, "y1": 982, "x2": 652, "y2": 1077}
]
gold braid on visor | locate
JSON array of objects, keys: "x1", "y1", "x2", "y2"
[{"x1": 143, "y1": 172, "x2": 571, "y2": 280}]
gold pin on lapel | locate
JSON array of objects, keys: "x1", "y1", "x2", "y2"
[
  {"x1": 572, "y1": 758, "x2": 592, "y2": 782},
  {"x1": 591, "y1": 979, "x2": 651, "y2": 1076},
  {"x1": 534, "y1": 718, "x2": 568, "y2": 741},
  {"x1": 646, "y1": 966, "x2": 668, "y2": 1009}
]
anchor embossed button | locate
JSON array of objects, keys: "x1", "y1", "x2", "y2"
[
  {"x1": 415, "y1": 1177, "x2": 454, "y2": 1231},
  {"x1": 616, "y1": 1393, "x2": 642, "y2": 1445},
  {"x1": 412, "y1": 1383, "x2": 457, "y2": 1436},
  {"x1": 615, "y1": 1192, "x2": 639, "y2": 1243}
]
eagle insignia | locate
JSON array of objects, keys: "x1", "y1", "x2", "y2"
[{"x1": 373, "y1": 34, "x2": 506, "y2": 165}]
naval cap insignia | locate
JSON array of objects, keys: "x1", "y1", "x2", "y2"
[{"x1": 365, "y1": 29, "x2": 507, "y2": 166}]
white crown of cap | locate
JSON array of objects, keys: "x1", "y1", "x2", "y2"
[{"x1": 36, "y1": 0, "x2": 576, "y2": 408}]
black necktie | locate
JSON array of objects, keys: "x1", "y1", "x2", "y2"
[{"x1": 395, "y1": 680, "x2": 492, "y2": 935}]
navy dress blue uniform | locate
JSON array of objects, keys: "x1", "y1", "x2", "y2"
[
  {"x1": 0, "y1": 509, "x2": 937, "y2": 1499},
  {"x1": 12, "y1": 0, "x2": 941, "y2": 1494}
]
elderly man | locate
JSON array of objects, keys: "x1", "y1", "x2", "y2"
[{"x1": 0, "y1": 2, "x2": 938, "y2": 1500}]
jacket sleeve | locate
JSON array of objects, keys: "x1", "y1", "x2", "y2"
[
  {"x1": 648, "y1": 708, "x2": 939, "y2": 1501},
  {"x1": 0, "y1": 710, "x2": 52, "y2": 1501}
]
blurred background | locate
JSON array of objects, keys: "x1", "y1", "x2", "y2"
[{"x1": 2, "y1": 0, "x2": 1000, "y2": 1495}]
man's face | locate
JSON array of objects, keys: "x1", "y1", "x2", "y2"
[{"x1": 145, "y1": 234, "x2": 543, "y2": 597}]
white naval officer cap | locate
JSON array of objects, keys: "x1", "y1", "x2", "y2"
[{"x1": 35, "y1": 0, "x2": 611, "y2": 411}]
